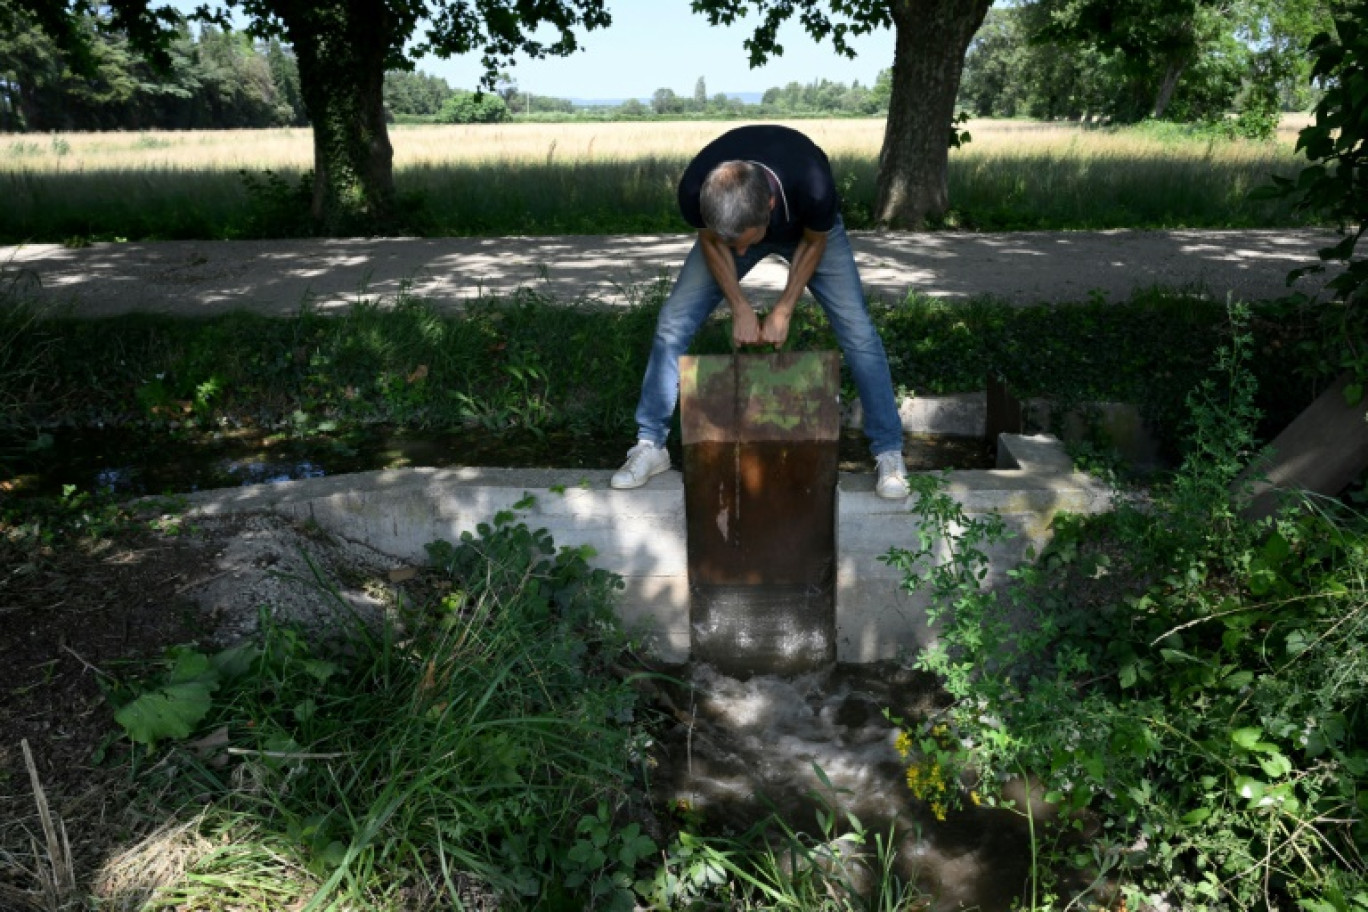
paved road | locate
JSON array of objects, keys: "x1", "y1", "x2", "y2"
[{"x1": 2, "y1": 228, "x2": 1342, "y2": 318}]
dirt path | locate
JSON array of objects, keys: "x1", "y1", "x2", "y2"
[{"x1": 2, "y1": 228, "x2": 1345, "y2": 318}]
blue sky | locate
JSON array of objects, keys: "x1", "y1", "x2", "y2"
[
  {"x1": 410, "y1": 3, "x2": 891, "y2": 99},
  {"x1": 414, "y1": 4, "x2": 896, "y2": 100},
  {"x1": 169, "y1": 1, "x2": 896, "y2": 102}
]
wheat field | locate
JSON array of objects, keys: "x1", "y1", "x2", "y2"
[
  {"x1": 0, "y1": 116, "x2": 1313, "y2": 239},
  {"x1": 2, "y1": 116, "x2": 1312, "y2": 173}
]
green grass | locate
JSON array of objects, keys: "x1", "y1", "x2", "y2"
[
  {"x1": 1, "y1": 285, "x2": 1353, "y2": 484},
  {"x1": 97, "y1": 515, "x2": 654, "y2": 909}
]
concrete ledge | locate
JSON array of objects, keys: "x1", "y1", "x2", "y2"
[
  {"x1": 849, "y1": 392, "x2": 1164, "y2": 471},
  {"x1": 835, "y1": 434, "x2": 1111, "y2": 662},
  {"x1": 184, "y1": 434, "x2": 1111, "y2": 666}
]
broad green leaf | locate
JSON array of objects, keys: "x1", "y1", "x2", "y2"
[
  {"x1": 1232, "y1": 727, "x2": 1281, "y2": 755},
  {"x1": 1262, "y1": 532, "x2": 1291, "y2": 564},
  {"x1": 115, "y1": 681, "x2": 213, "y2": 746},
  {"x1": 167, "y1": 648, "x2": 213, "y2": 684}
]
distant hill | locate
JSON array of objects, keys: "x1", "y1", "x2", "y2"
[{"x1": 568, "y1": 91, "x2": 764, "y2": 108}]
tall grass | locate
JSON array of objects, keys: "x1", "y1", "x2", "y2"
[
  {"x1": 0, "y1": 118, "x2": 1311, "y2": 242},
  {"x1": 96, "y1": 517, "x2": 655, "y2": 909}
]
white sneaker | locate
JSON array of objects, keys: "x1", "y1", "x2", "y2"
[
  {"x1": 610, "y1": 440, "x2": 671, "y2": 489},
  {"x1": 875, "y1": 451, "x2": 909, "y2": 500}
]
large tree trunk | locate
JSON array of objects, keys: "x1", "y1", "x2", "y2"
[
  {"x1": 1152, "y1": 59, "x2": 1185, "y2": 118},
  {"x1": 286, "y1": 0, "x2": 397, "y2": 234},
  {"x1": 875, "y1": 0, "x2": 991, "y2": 229}
]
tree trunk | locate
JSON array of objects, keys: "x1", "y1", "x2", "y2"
[
  {"x1": 875, "y1": 0, "x2": 991, "y2": 229},
  {"x1": 1152, "y1": 60, "x2": 1185, "y2": 119},
  {"x1": 286, "y1": 0, "x2": 397, "y2": 234}
]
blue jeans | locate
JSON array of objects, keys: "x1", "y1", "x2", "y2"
[{"x1": 633, "y1": 216, "x2": 904, "y2": 456}]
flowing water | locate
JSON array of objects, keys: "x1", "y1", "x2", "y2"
[{"x1": 649, "y1": 662, "x2": 1034, "y2": 911}]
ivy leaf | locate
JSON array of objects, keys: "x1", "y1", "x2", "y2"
[{"x1": 114, "y1": 681, "x2": 214, "y2": 747}]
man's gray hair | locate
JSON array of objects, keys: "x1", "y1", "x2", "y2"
[{"x1": 700, "y1": 161, "x2": 771, "y2": 241}]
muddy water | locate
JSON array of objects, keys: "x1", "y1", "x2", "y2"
[{"x1": 651, "y1": 662, "x2": 1032, "y2": 911}]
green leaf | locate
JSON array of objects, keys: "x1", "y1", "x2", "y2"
[
  {"x1": 167, "y1": 648, "x2": 213, "y2": 684},
  {"x1": 1286, "y1": 629, "x2": 1312, "y2": 657},
  {"x1": 1231, "y1": 727, "x2": 1280, "y2": 755},
  {"x1": 1234, "y1": 775, "x2": 1266, "y2": 803},
  {"x1": 1344, "y1": 383, "x2": 1364, "y2": 407},
  {"x1": 302, "y1": 658, "x2": 339, "y2": 683},
  {"x1": 1181, "y1": 807, "x2": 1212, "y2": 826},
  {"x1": 1160, "y1": 648, "x2": 1200, "y2": 664},
  {"x1": 210, "y1": 643, "x2": 259, "y2": 680},
  {"x1": 1259, "y1": 752, "x2": 1293, "y2": 779},
  {"x1": 114, "y1": 681, "x2": 214, "y2": 746}
]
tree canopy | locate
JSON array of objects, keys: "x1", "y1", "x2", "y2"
[
  {"x1": 691, "y1": 0, "x2": 991, "y2": 228},
  {"x1": 960, "y1": 0, "x2": 1340, "y2": 131}
]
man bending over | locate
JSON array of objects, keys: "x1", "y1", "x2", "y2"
[{"x1": 610, "y1": 124, "x2": 909, "y2": 500}]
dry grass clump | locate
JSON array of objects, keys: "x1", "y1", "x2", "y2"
[{"x1": 89, "y1": 816, "x2": 215, "y2": 912}]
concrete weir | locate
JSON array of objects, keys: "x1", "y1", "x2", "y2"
[{"x1": 183, "y1": 431, "x2": 1111, "y2": 668}]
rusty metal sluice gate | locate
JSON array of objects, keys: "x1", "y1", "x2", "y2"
[{"x1": 680, "y1": 352, "x2": 841, "y2": 676}]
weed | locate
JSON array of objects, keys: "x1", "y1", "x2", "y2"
[
  {"x1": 884, "y1": 302, "x2": 1368, "y2": 909},
  {"x1": 104, "y1": 513, "x2": 653, "y2": 909}
]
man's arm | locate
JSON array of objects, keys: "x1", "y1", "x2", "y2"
[
  {"x1": 698, "y1": 228, "x2": 762, "y2": 345},
  {"x1": 759, "y1": 228, "x2": 827, "y2": 347}
]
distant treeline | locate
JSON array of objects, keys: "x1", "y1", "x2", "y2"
[
  {"x1": 388, "y1": 72, "x2": 893, "y2": 124},
  {"x1": 0, "y1": 3, "x2": 889, "y2": 132}
]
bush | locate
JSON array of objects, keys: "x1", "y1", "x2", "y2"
[
  {"x1": 885, "y1": 304, "x2": 1368, "y2": 910},
  {"x1": 439, "y1": 90, "x2": 510, "y2": 124}
]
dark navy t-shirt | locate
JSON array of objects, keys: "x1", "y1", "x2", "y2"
[{"x1": 678, "y1": 125, "x2": 839, "y2": 244}]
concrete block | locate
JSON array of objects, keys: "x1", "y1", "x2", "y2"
[
  {"x1": 1024, "y1": 399, "x2": 1164, "y2": 471},
  {"x1": 846, "y1": 392, "x2": 987, "y2": 437},
  {"x1": 1243, "y1": 370, "x2": 1368, "y2": 520}
]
